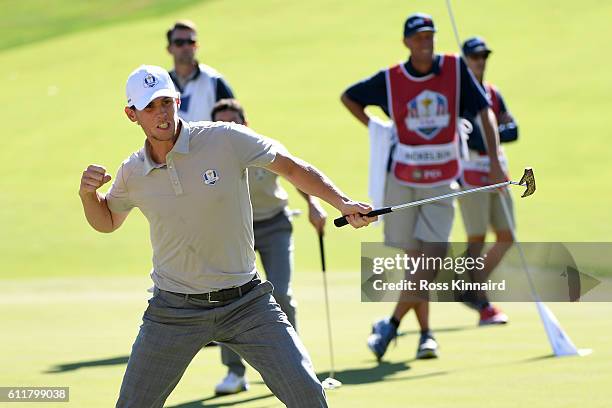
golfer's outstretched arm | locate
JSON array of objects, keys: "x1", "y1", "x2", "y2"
[
  {"x1": 79, "y1": 165, "x2": 129, "y2": 233},
  {"x1": 266, "y1": 152, "x2": 374, "y2": 228}
]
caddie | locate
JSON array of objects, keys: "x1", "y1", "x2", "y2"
[
  {"x1": 340, "y1": 13, "x2": 505, "y2": 361},
  {"x1": 457, "y1": 36, "x2": 519, "y2": 325}
]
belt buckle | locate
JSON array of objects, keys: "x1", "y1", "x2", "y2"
[{"x1": 207, "y1": 291, "x2": 221, "y2": 303}]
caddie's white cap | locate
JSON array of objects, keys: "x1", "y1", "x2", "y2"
[{"x1": 126, "y1": 65, "x2": 179, "y2": 110}]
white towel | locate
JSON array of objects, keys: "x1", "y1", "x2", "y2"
[
  {"x1": 458, "y1": 117, "x2": 473, "y2": 161},
  {"x1": 368, "y1": 117, "x2": 395, "y2": 214}
]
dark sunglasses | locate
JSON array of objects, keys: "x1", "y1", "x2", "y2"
[
  {"x1": 467, "y1": 52, "x2": 489, "y2": 61},
  {"x1": 172, "y1": 38, "x2": 196, "y2": 47}
]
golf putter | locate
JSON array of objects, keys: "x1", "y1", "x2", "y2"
[
  {"x1": 334, "y1": 167, "x2": 536, "y2": 227},
  {"x1": 318, "y1": 232, "x2": 342, "y2": 390}
]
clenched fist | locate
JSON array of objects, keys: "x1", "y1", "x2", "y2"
[{"x1": 79, "y1": 165, "x2": 112, "y2": 196}]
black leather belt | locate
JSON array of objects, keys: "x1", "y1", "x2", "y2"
[{"x1": 164, "y1": 277, "x2": 261, "y2": 303}]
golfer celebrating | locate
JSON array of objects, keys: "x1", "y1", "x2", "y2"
[{"x1": 79, "y1": 65, "x2": 374, "y2": 408}]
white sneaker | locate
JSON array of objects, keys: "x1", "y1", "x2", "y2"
[
  {"x1": 416, "y1": 333, "x2": 439, "y2": 359},
  {"x1": 214, "y1": 372, "x2": 249, "y2": 395}
]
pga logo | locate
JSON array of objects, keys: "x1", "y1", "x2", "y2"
[{"x1": 202, "y1": 169, "x2": 220, "y2": 185}]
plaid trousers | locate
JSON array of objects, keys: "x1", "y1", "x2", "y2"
[
  {"x1": 116, "y1": 281, "x2": 327, "y2": 407},
  {"x1": 222, "y1": 212, "x2": 298, "y2": 376}
]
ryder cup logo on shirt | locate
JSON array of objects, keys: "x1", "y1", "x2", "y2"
[
  {"x1": 202, "y1": 169, "x2": 220, "y2": 185},
  {"x1": 405, "y1": 90, "x2": 450, "y2": 140},
  {"x1": 143, "y1": 73, "x2": 158, "y2": 88}
]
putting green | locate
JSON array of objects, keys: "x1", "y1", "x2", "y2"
[
  {"x1": 2, "y1": 275, "x2": 611, "y2": 407},
  {"x1": 1, "y1": 0, "x2": 611, "y2": 406}
]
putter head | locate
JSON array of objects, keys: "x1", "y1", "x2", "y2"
[
  {"x1": 519, "y1": 167, "x2": 536, "y2": 198},
  {"x1": 322, "y1": 377, "x2": 342, "y2": 390}
]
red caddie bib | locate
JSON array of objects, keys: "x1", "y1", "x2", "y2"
[
  {"x1": 461, "y1": 149, "x2": 509, "y2": 188},
  {"x1": 461, "y1": 82, "x2": 509, "y2": 188},
  {"x1": 386, "y1": 54, "x2": 461, "y2": 187}
]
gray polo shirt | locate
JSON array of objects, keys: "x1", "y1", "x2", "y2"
[
  {"x1": 106, "y1": 120, "x2": 277, "y2": 293},
  {"x1": 248, "y1": 167, "x2": 289, "y2": 222}
]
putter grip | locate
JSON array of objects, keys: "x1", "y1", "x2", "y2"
[{"x1": 333, "y1": 207, "x2": 393, "y2": 228}]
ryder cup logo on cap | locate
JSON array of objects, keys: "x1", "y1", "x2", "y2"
[
  {"x1": 202, "y1": 169, "x2": 220, "y2": 185},
  {"x1": 462, "y1": 36, "x2": 492, "y2": 56},
  {"x1": 126, "y1": 65, "x2": 178, "y2": 110},
  {"x1": 403, "y1": 13, "x2": 436, "y2": 37},
  {"x1": 143, "y1": 73, "x2": 158, "y2": 88}
]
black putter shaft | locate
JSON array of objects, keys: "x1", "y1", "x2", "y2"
[
  {"x1": 319, "y1": 233, "x2": 326, "y2": 272},
  {"x1": 318, "y1": 232, "x2": 337, "y2": 379}
]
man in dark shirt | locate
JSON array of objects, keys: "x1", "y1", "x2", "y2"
[
  {"x1": 341, "y1": 13, "x2": 505, "y2": 362},
  {"x1": 458, "y1": 37, "x2": 519, "y2": 325}
]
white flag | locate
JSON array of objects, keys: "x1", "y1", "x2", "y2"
[{"x1": 536, "y1": 302, "x2": 591, "y2": 357}]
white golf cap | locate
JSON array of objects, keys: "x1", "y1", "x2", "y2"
[{"x1": 126, "y1": 65, "x2": 179, "y2": 110}]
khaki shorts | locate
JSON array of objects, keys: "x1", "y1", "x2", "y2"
[
  {"x1": 383, "y1": 176, "x2": 456, "y2": 250},
  {"x1": 459, "y1": 189, "x2": 515, "y2": 237}
]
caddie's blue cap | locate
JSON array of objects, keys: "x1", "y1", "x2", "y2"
[
  {"x1": 403, "y1": 13, "x2": 436, "y2": 38},
  {"x1": 462, "y1": 36, "x2": 492, "y2": 56}
]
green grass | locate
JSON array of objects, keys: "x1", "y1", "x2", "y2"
[
  {"x1": 1, "y1": 0, "x2": 611, "y2": 406},
  {"x1": 0, "y1": 0, "x2": 206, "y2": 51},
  {"x1": 2, "y1": 274, "x2": 611, "y2": 407}
]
